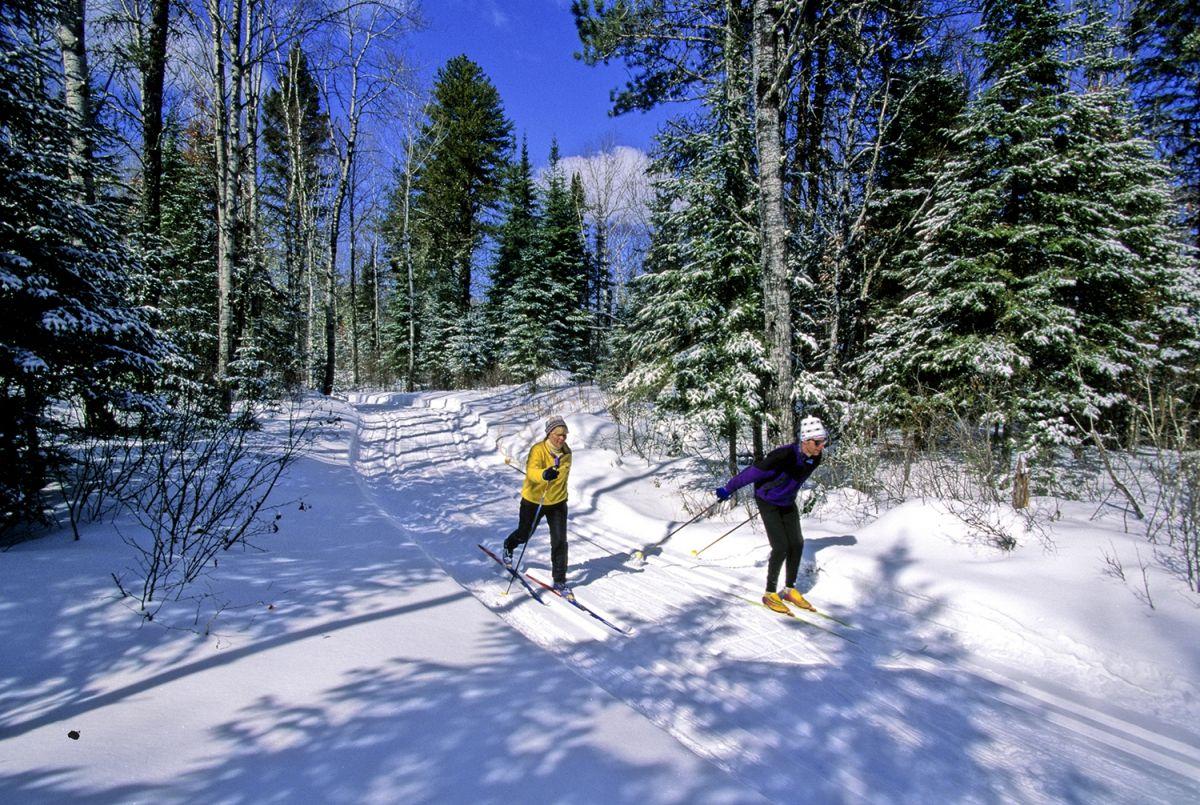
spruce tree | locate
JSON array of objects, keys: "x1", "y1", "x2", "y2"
[
  {"x1": 538, "y1": 144, "x2": 594, "y2": 377},
  {"x1": 157, "y1": 125, "x2": 219, "y2": 389},
  {"x1": 1127, "y1": 0, "x2": 1200, "y2": 249},
  {"x1": 611, "y1": 97, "x2": 765, "y2": 462},
  {"x1": 1, "y1": 2, "x2": 161, "y2": 532},
  {"x1": 261, "y1": 46, "x2": 330, "y2": 387},
  {"x1": 407, "y1": 55, "x2": 512, "y2": 387},
  {"x1": 489, "y1": 138, "x2": 539, "y2": 377},
  {"x1": 857, "y1": 51, "x2": 967, "y2": 369},
  {"x1": 862, "y1": 0, "x2": 1196, "y2": 452}
]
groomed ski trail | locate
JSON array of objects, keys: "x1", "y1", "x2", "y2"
[{"x1": 349, "y1": 389, "x2": 1200, "y2": 803}]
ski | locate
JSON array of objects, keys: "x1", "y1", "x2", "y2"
[
  {"x1": 785, "y1": 597, "x2": 854, "y2": 628},
  {"x1": 741, "y1": 596, "x2": 855, "y2": 642},
  {"x1": 478, "y1": 544, "x2": 546, "y2": 604},
  {"x1": 809, "y1": 607, "x2": 854, "y2": 628},
  {"x1": 524, "y1": 571, "x2": 632, "y2": 636}
]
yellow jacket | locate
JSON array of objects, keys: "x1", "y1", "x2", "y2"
[{"x1": 520, "y1": 439, "x2": 572, "y2": 505}]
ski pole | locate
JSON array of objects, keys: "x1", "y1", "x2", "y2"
[
  {"x1": 631, "y1": 497, "x2": 725, "y2": 560},
  {"x1": 691, "y1": 513, "x2": 755, "y2": 558},
  {"x1": 505, "y1": 494, "x2": 543, "y2": 595},
  {"x1": 505, "y1": 454, "x2": 558, "y2": 594}
]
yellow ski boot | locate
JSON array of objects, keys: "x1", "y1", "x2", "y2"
[
  {"x1": 781, "y1": 587, "x2": 815, "y2": 611},
  {"x1": 762, "y1": 591, "x2": 791, "y2": 614}
]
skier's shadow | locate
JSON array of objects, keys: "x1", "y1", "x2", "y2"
[
  {"x1": 793, "y1": 534, "x2": 857, "y2": 594},
  {"x1": 571, "y1": 549, "x2": 643, "y2": 587},
  {"x1": 807, "y1": 534, "x2": 857, "y2": 553}
]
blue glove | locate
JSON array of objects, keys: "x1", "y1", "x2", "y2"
[
  {"x1": 715, "y1": 486, "x2": 731, "y2": 501},
  {"x1": 542, "y1": 467, "x2": 560, "y2": 481}
]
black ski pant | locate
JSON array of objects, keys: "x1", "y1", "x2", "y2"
[
  {"x1": 504, "y1": 498, "x2": 568, "y2": 584},
  {"x1": 757, "y1": 498, "x2": 803, "y2": 593}
]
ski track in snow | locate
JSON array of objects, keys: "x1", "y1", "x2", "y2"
[{"x1": 348, "y1": 389, "x2": 1200, "y2": 803}]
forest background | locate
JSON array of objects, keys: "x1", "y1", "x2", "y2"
[{"x1": 2, "y1": 0, "x2": 1199, "y2": 602}]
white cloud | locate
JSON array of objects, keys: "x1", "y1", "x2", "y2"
[{"x1": 545, "y1": 145, "x2": 654, "y2": 228}]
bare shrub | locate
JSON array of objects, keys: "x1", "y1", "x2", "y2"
[
  {"x1": 50, "y1": 419, "x2": 149, "y2": 541},
  {"x1": 1140, "y1": 378, "x2": 1200, "y2": 592},
  {"x1": 113, "y1": 398, "x2": 313, "y2": 618},
  {"x1": 842, "y1": 396, "x2": 1050, "y2": 550}
]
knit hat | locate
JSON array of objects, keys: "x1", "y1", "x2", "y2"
[
  {"x1": 799, "y1": 415, "x2": 827, "y2": 442},
  {"x1": 545, "y1": 415, "x2": 567, "y2": 436}
]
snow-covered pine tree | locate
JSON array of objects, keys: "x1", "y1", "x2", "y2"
[
  {"x1": 862, "y1": 0, "x2": 1196, "y2": 454},
  {"x1": 407, "y1": 56, "x2": 512, "y2": 388},
  {"x1": 1070, "y1": 2, "x2": 1200, "y2": 433},
  {"x1": 156, "y1": 126, "x2": 219, "y2": 392},
  {"x1": 535, "y1": 142, "x2": 593, "y2": 378},
  {"x1": 1127, "y1": 0, "x2": 1200, "y2": 250},
  {"x1": 261, "y1": 46, "x2": 331, "y2": 389},
  {"x1": 611, "y1": 93, "x2": 766, "y2": 469},
  {"x1": 853, "y1": 43, "x2": 968, "y2": 358},
  {"x1": 490, "y1": 138, "x2": 542, "y2": 381},
  {"x1": 1, "y1": 2, "x2": 161, "y2": 532}
]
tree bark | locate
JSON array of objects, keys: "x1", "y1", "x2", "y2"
[
  {"x1": 323, "y1": 126, "x2": 356, "y2": 396},
  {"x1": 55, "y1": 0, "x2": 95, "y2": 205},
  {"x1": 209, "y1": 0, "x2": 244, "y2": 396},
  {"x1": 141, "y1": 0, "x2": 170, "y2": 235},
  {"x1": 753, "y1": 0, "x2": 794, "y2": 441},
  {"x1": 348, "y1": 157, "x2": 359, "y2": 388}
]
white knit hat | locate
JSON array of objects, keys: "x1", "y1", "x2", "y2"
[
  {"x1": 799, "y1": 415, "x2": 827, "y2": 442},
  {"x1": 545, "y1": 415, "x2": 567, "y2": 436}
]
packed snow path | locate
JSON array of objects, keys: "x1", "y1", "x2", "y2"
[{"x1": 351, "y1": 389, "x2": 1200, "y2": 803}]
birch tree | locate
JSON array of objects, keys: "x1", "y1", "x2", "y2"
[{"x1": 317, "y1": 0, "x2": 417, "y2": 395}]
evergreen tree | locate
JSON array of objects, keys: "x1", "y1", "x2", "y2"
[
  {"x1": 261, "y1": 46, "x2": 330, "y2": 387},
  {"x1": 862, "y1": 0, "x2": 1196, "y2": 451},
  {"x1": 1127, "y1": 0, "x2": 1200, "y2": 249},
  {"x1": 538, "y1": 143, "x2": 594, "y2": 377},
  {"x1": 610, "y1": 96, "x2": 766, "y2": 462},
  {"x1": 488, "y1": 137, "x2": 539, "y2": 377},
  {"x1": 408, "y1": 55, "x2": 512, "y2": 387},
  {"x1": 855, "y1": 49, "x2": 968, "y2": 370},
  {"x1": 1, "y1": 2, "x2": 161, "y2": 532},
  {"x1": 157, "y1": 124, "x2": 219, "y2": 389}
]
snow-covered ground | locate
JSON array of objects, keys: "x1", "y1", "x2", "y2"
[{"x1": 2, "y1": 382, "x2": 1199, "y2": 803}]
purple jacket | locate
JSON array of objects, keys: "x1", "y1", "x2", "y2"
[{"x1": 725, "y1": 443, "x2": 822, "y2": 507}]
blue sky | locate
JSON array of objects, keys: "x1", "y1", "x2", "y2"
[{"x1": 406, "y1": 0, "x2": 679, "y2": 166}]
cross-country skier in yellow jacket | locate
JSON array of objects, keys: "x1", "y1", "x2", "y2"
[{"x1": 503, "y1": 416, "x2": 574, "y2": 596}]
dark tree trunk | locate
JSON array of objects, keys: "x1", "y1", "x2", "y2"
[
  {"x1": 141, "y1": 0, "x2": 170, "y2": 234},
  {"x1": 753, "y1": 0, "x2": 794, "y2": 442}
]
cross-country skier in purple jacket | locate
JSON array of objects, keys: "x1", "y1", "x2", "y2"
[{"x1": 714, "y1": 415, "x2": 828, "y2": 614}]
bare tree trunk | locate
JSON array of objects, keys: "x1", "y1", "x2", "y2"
[
  {"x1": 55, "y1": 0, "x2": 112, "y2": 432},
  {"x1": 209, "y1": 0, "x2": 244, "y2": 396},
  {"x1": 323, "y1": 119, "x2": 357, "y2": 394},
  {"x1": 141, "y1": 0, "x2": 170, "y2": 234},
  {"x1": 349, "y1": 157, "x2": 359, "y2": 387},
  {"x1": 243, "y1": 0, "x2": 263, "y2": 252},
  {"x1": 240, "y1": 0, "x2": 264, "y2": 356},
  {"x1": 726, "y1": 422, "x2": 739, "y2": 477},
  {"x1": 406, "y1": 225, "x2": 416, "y2": 392},
  {"x1": 401, "y1": 127, "x2": 417, "y2": 393},
  {"x1": 56, "y1": 0, "x2": 94, "y2": 205},
  {"x1": 324, "y1": 180, "x2": 345, "y2": 396},
  {"x1": 371, "y1": 240, "x2": 380, "y2": 371},
  {"x1": 281, "y1": 47, "x2": 319, "y2": 388},
  {"x1": 753, "y1": 0, "x2": 794, "y2": 442}
]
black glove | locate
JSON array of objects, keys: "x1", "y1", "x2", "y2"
[{"x1": 542, "y1": 467, "x2": 560, "y2": 481}]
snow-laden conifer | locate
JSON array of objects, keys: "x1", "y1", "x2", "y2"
[
  {"x1": 611, "y1": 94, "x2": 767, "y2": 461},
  {"x1": 862, "y1": 0, "x2": 1197, "y2": 453},
  {"x1": 1, "y1": 6, "x2": 161, "y2": 531}
]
